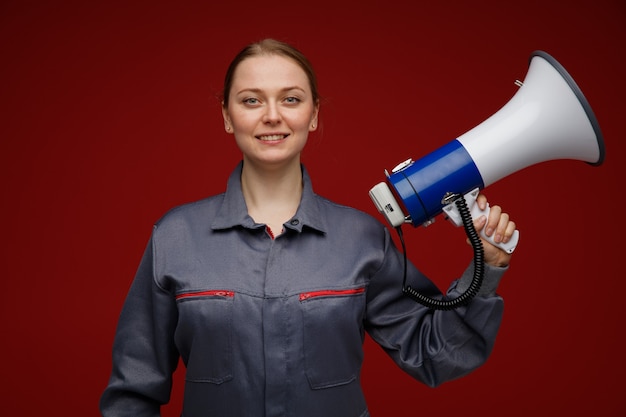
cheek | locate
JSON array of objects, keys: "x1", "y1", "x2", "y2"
[
  {"x1": 230, "y1": 114, "x2": 256, "y2": 132},
  {"x1": 289, "y1": 111, "x2": 317, "y2": 131}
]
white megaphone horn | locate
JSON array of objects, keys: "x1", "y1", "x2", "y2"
[{"x1": 369, "y1": 51, "x2": 605, "y2": 254}]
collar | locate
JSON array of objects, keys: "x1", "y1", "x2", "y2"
[{"x1": 211, "y1": 161, "x2": 327, "y2": 234}]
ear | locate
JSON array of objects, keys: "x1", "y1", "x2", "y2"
[
  {"x1": 309, "y1": 102, "x2": 320, "y2": 132},
  {"x1": 222, "y1": 104, "x2": 233, "y2": 133}
]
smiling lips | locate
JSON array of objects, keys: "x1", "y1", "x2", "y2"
[{"x1": 257, "y1": 134, "x2": 289, "y2": 141}]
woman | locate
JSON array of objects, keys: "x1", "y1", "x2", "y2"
[{"x1": 100, "y1": 39, "x2": 516, "y2": 417}]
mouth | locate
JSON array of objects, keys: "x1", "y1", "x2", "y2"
[{"x1": 256, "y1": 134, "x2": 289, "y2": 142}]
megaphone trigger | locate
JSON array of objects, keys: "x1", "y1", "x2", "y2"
[{"x1": 442, "y1": 188, "x2": 519, "y2": 254}]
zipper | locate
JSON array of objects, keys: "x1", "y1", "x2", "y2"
[
  {"x1": 176, "y1": 290, "x2": 235, "y2": 300},
  {"x1": 299, "y1": 287, "x2": 365, "y2": 302}
]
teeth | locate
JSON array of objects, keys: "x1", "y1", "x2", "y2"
[{"x1": 258, "y1": 135, "x2": 285, "y2": 141}]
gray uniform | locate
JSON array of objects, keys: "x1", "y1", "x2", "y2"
[{"x1": 100, "y1": 162, "x2": 506, "y2": 417}]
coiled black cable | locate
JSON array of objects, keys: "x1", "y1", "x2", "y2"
[{"x1": 399, "y1": 194, "x2": 485, "y2": 310}]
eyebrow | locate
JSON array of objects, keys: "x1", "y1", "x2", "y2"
[{"x1": 235, "y1": 86, "x2": 307, "y2": 95}]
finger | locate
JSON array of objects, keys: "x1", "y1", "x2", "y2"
[
  {"x1": 501, "y1": 220, "x2": 517, "y2": 243},
  {"x1": 476, "y1": 193, "x2": 488, "y2": 211},
  {"x1": 484, "y1": 204, "x2": 502, "y2": 237},
  {"x1": 493, "y1": 212, "x2": 510, "y2": 243},
  {"x1": 473, "y1": 214, "x2": 487, "y2": 232}
]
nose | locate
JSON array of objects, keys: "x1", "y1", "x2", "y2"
[{"x1": 262, "y1": 102, "x2": 281, "y2": 125}]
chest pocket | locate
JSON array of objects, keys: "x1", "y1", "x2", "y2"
[
  {"x1": 299, "y1": 287, "x2": 366, "y2": 389},
  {"x1": 175, "y1": 290, "x2": 235, "y2": 384}
]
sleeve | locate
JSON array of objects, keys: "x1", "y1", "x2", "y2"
[
  {"x1": 100, "y1": 230, "x2": 180, "y2": 416},
  {"x1": 364, "y1": 227, "x2": 505, "y2": 388}
]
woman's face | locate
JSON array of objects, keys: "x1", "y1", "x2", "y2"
[{"x1": 222, "y1": 54, "x2": 319, "y2": 168}]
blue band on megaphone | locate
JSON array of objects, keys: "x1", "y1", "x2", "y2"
[{"x1": 388, "y1": 140, "x2": 485, "y2": 226}]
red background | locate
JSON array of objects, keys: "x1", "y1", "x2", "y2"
[{"x1": 1, "y1": 1, "x2": 625, "y2": 415}]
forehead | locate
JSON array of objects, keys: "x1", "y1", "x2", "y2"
[{"x1": 231, "y1": 54, "x2": 310, "y2": 92}]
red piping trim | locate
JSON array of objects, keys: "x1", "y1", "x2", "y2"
[
  {"x1": 299, "y1": 287, "x2": 366, "y2": 301},
  {"x1": 176, "y1": 290, "x2": 235, "y2": 300}
]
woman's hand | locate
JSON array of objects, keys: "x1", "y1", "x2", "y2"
[{"x1": 471, "y1": 194, "x2": 517, "y2": 267}]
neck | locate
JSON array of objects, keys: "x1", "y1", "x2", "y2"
[{"x1": 241, "y1": 158, "x2": 303, "y2": 234}]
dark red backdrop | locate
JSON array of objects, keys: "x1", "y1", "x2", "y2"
[{"x1": 2, "y1": 1, "x2": 625, "y2": 415}]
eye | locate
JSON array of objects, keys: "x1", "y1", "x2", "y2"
[
  {"x1": 284, "y1": 96, "x2": 302, "y2": 105},
  {"x1": 242, "y1": 97, "x2": 260, "y2": 106}
]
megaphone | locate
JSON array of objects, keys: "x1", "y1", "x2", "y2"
[{"x1": 370, "y1": 50, "x2": 605, "y2": 254}]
